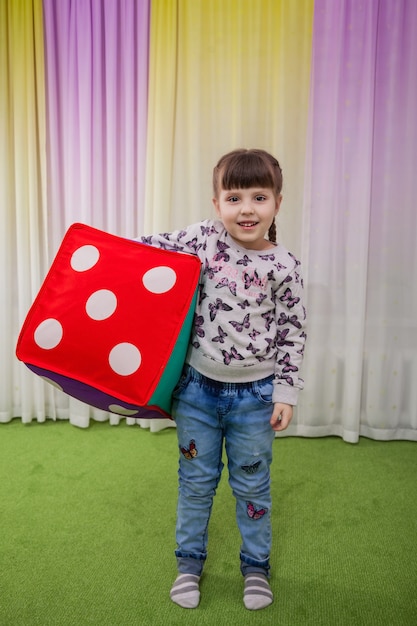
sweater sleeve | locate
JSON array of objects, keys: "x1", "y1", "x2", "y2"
[
  {"x1": 272, "y1": 264, "x2": 307, "y2": 406},
  {"x1": 139, "y1": 222, "x2": 207, "y2": 258}
]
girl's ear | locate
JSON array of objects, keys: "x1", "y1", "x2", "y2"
[
  {"x1": 275, "y1": 194, "x2": 283, "y2": 216},
  {"x1": 212, "y1": 197, "x2": 221, "y2": 217}
]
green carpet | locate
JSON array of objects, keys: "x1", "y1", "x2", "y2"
[{"x1": 0, "y1": 420, "x2": 416, "y2": 626}]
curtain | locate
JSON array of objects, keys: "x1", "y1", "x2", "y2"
[
  {"x1": 1, "y1": 0, "x2": 49, "y2": 424},
  {"x1": 145, "y1": 0, "x2": 313, "y2": 255},
  {"x1": 1, "y1": 0, "x2": 155, "y2": 429},
  {"x1": 1, "y1": 0, "x2": 416, "y2": 442},
  {"x1": 294, "y1": 0, "x2": 417, "y2": 442},
  {"x1": 40, "y1": 0, "x2": 152, "y2": 428}
]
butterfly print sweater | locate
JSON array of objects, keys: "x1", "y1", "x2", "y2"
[{"x1": 140, "y1": 219, "x2": 306, "y2": 406}]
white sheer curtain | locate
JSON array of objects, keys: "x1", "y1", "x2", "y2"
[
  {"x1": 1, "y1": 0, "x2": 49, "y2": 425},
  {"x1": 293, "y1": 0, "x2": 417, "y2": 442},
  {"x1": 40, "y1": 0, "x2": 164, "y2": 430},
  {"x1": 1, "y1": 0, "x2": 170, "y2": 431}
]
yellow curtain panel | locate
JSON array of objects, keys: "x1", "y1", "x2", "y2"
[
  {"x1": 1, "y1": 0, "x2": 49, "y2": 393},
  {"x1": 145, "y1": 0, "x2": 314, "y2": 253},
  {"x1": 1, "y1": 0, "x2": 48, "y2": 294}
]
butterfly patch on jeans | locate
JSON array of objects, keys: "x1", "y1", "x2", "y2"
[
  {"x1": 180, "y1": 439, "x2": 198, "y2": 460},
  {"x1": 246, "y1": 501, "x2": 268, "y2": 520},
  {"x1": 241, "y1": 460, "x2": 261, "y2": 474}
]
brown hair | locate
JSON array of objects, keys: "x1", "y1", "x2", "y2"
[{"x1": 212, "y1": 149, "x2": 283, "y2": 243}]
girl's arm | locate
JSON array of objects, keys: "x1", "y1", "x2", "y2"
[
  {"x1": 272, "y1": 264, "x2": 307, "y2": 408},
  {"x1": 139, "y1": 221, "x2": 210, "y2": 258}
]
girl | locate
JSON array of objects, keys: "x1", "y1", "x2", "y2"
[{"x1": 141, "y1": 149, "x2": 306, "y2": 610}]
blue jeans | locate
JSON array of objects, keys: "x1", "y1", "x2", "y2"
[{"x1": 171, "y1": 365, "x2": 275, "y2": 578}]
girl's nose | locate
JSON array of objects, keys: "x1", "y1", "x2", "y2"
[{"x1": 241, "y1": 202, "x2": 255, "y2": 214}]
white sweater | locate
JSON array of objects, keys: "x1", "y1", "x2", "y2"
[{"x1": 141, "y1": 219, "x2": 306, "y2": 406}]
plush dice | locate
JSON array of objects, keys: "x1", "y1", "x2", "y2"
[{"x1": 16, "y1": 223, "x2": 201, "y2": 419}]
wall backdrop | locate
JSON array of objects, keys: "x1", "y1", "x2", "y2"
[{"x1": 2, "y1": 0, "x2": 416, "y2": 442}]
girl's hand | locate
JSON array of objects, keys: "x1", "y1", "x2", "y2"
[{"x1": 270, "y1": 403, "x2": 293, "y2": 431}]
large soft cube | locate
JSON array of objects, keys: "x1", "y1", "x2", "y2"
[{"x1": 16, "y1": 223, "x2": 201, "y2": 419}]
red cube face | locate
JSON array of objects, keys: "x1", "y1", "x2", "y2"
[{"x1": 16, "y1": 223, "x2": 201, "y2": 418}]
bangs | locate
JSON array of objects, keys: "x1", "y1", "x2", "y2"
[{"x1": 213, "y1": 149, "x2": 282, "y2": 197}]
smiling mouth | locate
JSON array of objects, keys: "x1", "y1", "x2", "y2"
[{"x1": 239, "y1": 221, "x2": 258, "y2": 228}]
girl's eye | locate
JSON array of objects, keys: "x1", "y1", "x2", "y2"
[
  {"x1": 228, "y1": 196, "x2": 239, "y2": 203},
  {"x1": 255, "y1": 195, "x2": 266, "y2": 202}
]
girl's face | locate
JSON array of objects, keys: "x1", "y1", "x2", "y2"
[{"x1": 213, "y1": 186, "x2": 282, "y2": 250}]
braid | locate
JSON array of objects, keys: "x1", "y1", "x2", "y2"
[{"x1": 268, "y1": 218, "x2": 277, "y2": 244}]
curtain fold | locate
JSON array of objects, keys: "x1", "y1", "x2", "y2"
[
  {"x1": 1, "y1": 0, "x2": 49, "y2": 424},
  {"x1": 39, "y1": 0, "x2": 153, "y2": 429},
  {"x1": 294, "y1": 0, "x2": 417, "y2": 442},
  {"x1": 42, "y1": 0, "x2": 150, "y2": 248},
  {"x1": 361, "y1": 0, "x2": 417, "y2": 438}
]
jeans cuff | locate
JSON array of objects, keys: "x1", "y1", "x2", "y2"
[
  {"x1": 176, "y1": 554, "x2": 206, "y2": 576},
  {"x1": 240, "y1": 553, "x2": 270, "y2": 578}
]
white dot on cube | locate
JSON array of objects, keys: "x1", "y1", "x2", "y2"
[
  {"x1": 109, "y1": 342, "x2": 142, "y2": 376},
  {"x1": 86, "y1": 289, "x2": 117, "y2": 320},
  {"x1": 142, "y1": 266, "x2": 177, "y2": 293},
  {"x1": 108, "y1": 404, "x2": 139, "y2": 416},
  {"x1": 70, "y1": 245, "x2": 100, "y2": 271},
  {"x1": 34, "y1": 318, "x2": 63, "y2": 349}
]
